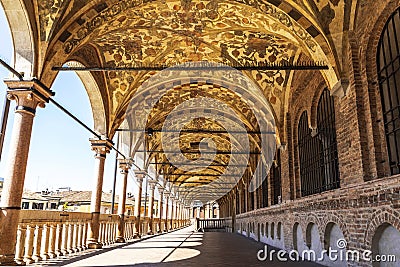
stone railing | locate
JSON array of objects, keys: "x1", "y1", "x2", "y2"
[{"x1": 14, "y1": 210, "x2": 191, "y2": 264}]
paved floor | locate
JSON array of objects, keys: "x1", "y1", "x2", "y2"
[{"x1": 35, "y1": 227, "x2": 322, "y2": 267}]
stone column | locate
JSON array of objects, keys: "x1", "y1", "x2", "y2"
[
  {"x1": 0, "y1": 80, "x2": 54, "y2": 265},
  {"x1": 163, "y1": 192, "x2": 170, "y2": 232},
  {"x1": 147, "y1": 181, "x2": 156, "y2": 235},
  {"x1": 157, "y1": 187, "x2": 164, "y2": 233},
  {"x1": 87, "y1": 139, "x2": 112, "y2": 249},
  {"x1": 116, "y1": 159, "x2": 133, "y2": 243},
  {"x1": 170, "y1": 198, "x2": 175, "y2": 229},
  {"x1": 133, "y1": 170, "x2": 145, "y2": 238}
]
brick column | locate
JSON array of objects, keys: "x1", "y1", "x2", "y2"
[
  {"x1": 133, "y1": 170, "x2": 145, "y2": 238},
  {"x1": 0, "y1": 80, "x2": 53, "y2": 265},
  {"x1": 147, "y1": 181, "x2": 156, "y2": 235},
  {"x1": 157, "y1": 186, "x2": 164, "y2": 233},
  {"x1": 116, "y1": 159, "x2": 133, "y2": 243},
  {"x1": 87, "y1": 139, "x2": 112, "y2": 249}
]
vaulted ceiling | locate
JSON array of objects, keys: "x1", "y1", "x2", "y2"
[{"x1": 4, "y1": 0, "x2": 361, "y2": 203}]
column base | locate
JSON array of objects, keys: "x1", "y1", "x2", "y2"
[
  {"x1": 147, "y1": 231, "x2": 154, "y2": 235},
  {"x1": 132, "y1": 233, "x2": 141, "y2": 239},
  {"x1": 87, "y1": 242, "x2": 103, "y2": 249},
  {"x1": 115, "y1": 237, "x2": 126, "y2": 243}
]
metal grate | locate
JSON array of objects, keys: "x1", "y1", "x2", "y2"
[
  {"x1": 271, "y1": 150, "x2": 282, "y2": 205},
  {"x1": 377, "y1": 7, "x2": 400, "y2": 175},
  {"x1": 298, "y1": 90, "x2": 340, "y2": 196},
  {"x1": 316, "y1": 89, "x2": 340, "y2": 191}
]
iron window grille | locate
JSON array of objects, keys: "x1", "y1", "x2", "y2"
[
  {"x1": 377, "y1": 7, "x2": 400, "y2": 175},
  {"x1": 271, "y1": 149, "x2": 282, "y2": 205},
  {"x1": 298, "y1": 90, "x2": 340, "y2": 196}
]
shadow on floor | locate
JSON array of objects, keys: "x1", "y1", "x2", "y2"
[{"x1": 49, "y1": 231, "x2": 324, "y2": 267}]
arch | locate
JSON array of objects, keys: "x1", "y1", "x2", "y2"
[
  {"x1": 375, "y1": 6, "x2": 400, "y2": 175},
  {"x1": 271, "y1": 222, "x2": 275, "y2": 239},
  {"x1": 365, "y1": 209, "x2": 400, "y2": 249},
  {"x1": 266, "y1": 222, "x2": 269, "y2": 238},
  {"x1": 305, "y1": 222, "x2": 323, "y2": 261},
  {"x1": 66, "y1": 61, "x2": 107, "y2": 135},
  {"x1": 293, "y1": 222, "x2": 304, "y2": 252},
  {"x1": 261, "y1": 223, "x2": 265, "y2": 237},
  {"x1": 277, "y1": 222, "x2": 282, "y2": 240},
  {"x1": 0, "y1": 0, "x2": 35, "y2": 77},
  {"x1": 323, "y1": 222, "x2": 347, "y2": 267},
  {"x1": 364, "y1": 1, "x2": 400, "y2": 177},
  {"x1": 372, "y1": 223, "x2": 400, "y2": 267}
]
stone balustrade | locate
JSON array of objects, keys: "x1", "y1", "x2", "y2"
[{"x1": 12, "y1": 210, "x2": 190, "y2": 264}]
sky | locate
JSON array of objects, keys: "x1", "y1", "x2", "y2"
[{"x1": 0, "y1": 7, "x2": 140, "y2": 196}]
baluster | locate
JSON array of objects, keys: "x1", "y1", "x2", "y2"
[
  {"x1": 105, "y1": 222, "x2": 110, "y2": 245},
  {"x1": 32, "y1": 224, "x2": 43, "y2": 262},
  {"x1": 15, "y1": 224, "x2": 26, "y2": 264},
  {"x1": 41, "y1": 224, "x2": 50, "y2": 260},
  {"x1": 98, "y1": 222, "x2": 104, "y2": 244},
  {"x1": 111, "y1": 223, "x2": 115, "y2": 243},
  {"x1": 23, "y1": 224, "x2": 34, "y2": 264},
  {"x1": 48, "y1": 224, "x2": 56, "y2": 258},
  {"x1": 61, "y1": 223, "x2": 68, "y2": 255},
  {"x1": 82, "y1": 221, "x2": 87, "y2": 250},
  {"x1": 66, "y1": 223, "x2": 73, "y2": 254},
  {"x1": 55, "y1": 223, "x2": 63, "y2": 256},
  {"x1": 77, "y1": 222, "x2": 83, "y2": 251},
  {"x1": 72, "y1": 223, "x2": 78, "y2": 252}
]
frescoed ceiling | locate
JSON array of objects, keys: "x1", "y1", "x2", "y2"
[{"x1": 20, "y1": 0, "x2": 359, "y2": 200}]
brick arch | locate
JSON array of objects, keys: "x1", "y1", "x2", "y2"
[
  {"x1": 364, "y1": 208, "x2": 400, "y2": 249},
  {"x1": 319, "y1": 213, "x2": 351, "y2": 246},
  {"x1": 362, "y1": 0, "x2": 400, "y2": 177},
  {"x1": 309, "y1": 81, "x2": 330, "y2": 130}
]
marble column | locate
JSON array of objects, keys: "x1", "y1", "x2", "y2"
[
  {"x1": 169, "y1": 198, "x2": 175, "y2": 230},
  {"x1": 157, "y1": 187, "x2": 164, "y2": 233},
  {"x1": 163, "y1": 192, "x2": 170, "y2": 232},
  {"x1": 133, "y1": 170, "x2": 145, "y2": 238},
  {"x1": 147, "y1": 181, "x2": 156, "y2": 235},
  {"x1": 0, "y1": 80, "x2": 54, "y2": 265},
  {"x1": 116, "y1": 159, "x2": 133, "y2": 243},
  {"x1": 87, "y1": 139, "x2": 112, "y2": 249}
]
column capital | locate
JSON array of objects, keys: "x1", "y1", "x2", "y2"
[
  {"x1": 164, "y1": 191, "x2": 171, "y2": 198},
  {"x1": 148, "y1": 180, "x2": 157, "y2": 190},
  {"x1": 118, "y1": 158, "x2": 133, "y2": 172},
  {"x1": 90, "y1": 139, "x2": 113, "y2": 158},
  {"x1": 5, "y1": 79, "x2": 55, "y2": 115},
  {"x1": 134, "y1": 170, "x2": 146, "y2": 183},
  {"x1": 157, "y1": 186, "x2": 164, "y2": 193}
]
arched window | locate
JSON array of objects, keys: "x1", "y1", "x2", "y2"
[
  {"x1": 316, "y1": 89, "x2": 340, "y2": 190},
  {"x1": 271, "y1": 149, "x2": 282, "y2": 205},
  {"x1": 298, "y1": 90, "x2": 340, "y2": 197},
  {"x1": 298, "y1": 111, "x2": 325, "y2": 196},
  {"x1": 377, "y1": 7, "x2": 400, "y2": 175}
]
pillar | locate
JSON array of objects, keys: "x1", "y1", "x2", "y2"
[
  {"x1": 164, "y1": 192, "x2": 170, "y2": 232},
  {"x1": 170, "y1": 198, "x2": 175, "y2": 229},
  {"x1": 116, "y1": 159, "x2": 133, "y2": 243},
  {"x1": 0, "y1": 80, "x2": 54, "y2": 265},
  {"x1": 87, "y1": 139, "x2": 112, "y2": 249},
  {"x1": 157, "y1": 186, "x2": 164, "y2": 233},
  {"x1": 133, "y1": 170, "x2": 145, "y2": 238},
  {"x1": 147, "y1": 181, "x2": 156, "y2": 235}
]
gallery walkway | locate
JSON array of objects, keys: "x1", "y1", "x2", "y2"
[{"x1": 33, "y1": 227, "x2": 321, "y2": 267}]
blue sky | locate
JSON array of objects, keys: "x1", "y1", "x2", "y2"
[{"x1": 0, "y1": 7, "x2": 138, "y2": 195}]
